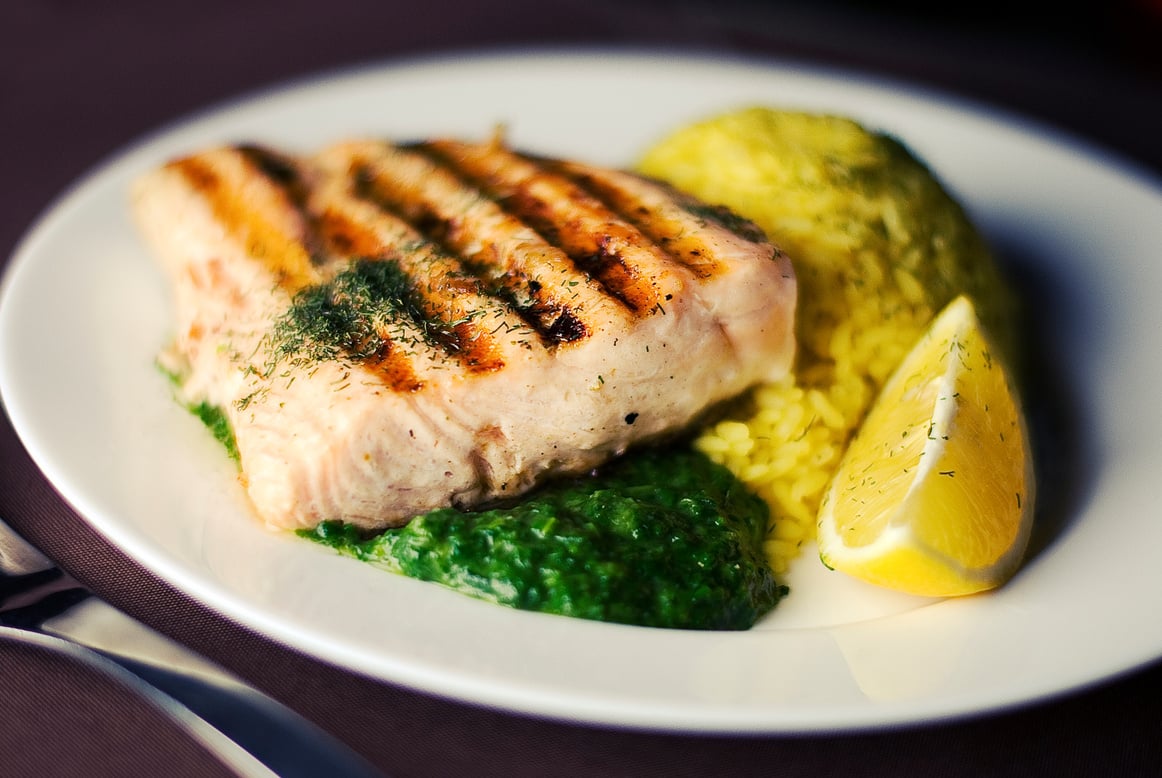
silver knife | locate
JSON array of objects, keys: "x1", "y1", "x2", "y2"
[{"x1": 0, "y1": 517, "x2": 384, "y2": 778}]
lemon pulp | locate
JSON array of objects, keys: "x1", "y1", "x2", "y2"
[{"x1": 816, "y1": 295, "x2": 1034, "y2": 597}]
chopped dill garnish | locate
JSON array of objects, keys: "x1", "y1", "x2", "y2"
[
  {"x1": 268, "y1": 258, "x2": 502, "y2": 375},
  {"x1": 269, "y1": 259, "x2": 428, "y2": 366}
]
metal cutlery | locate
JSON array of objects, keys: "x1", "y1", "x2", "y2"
[{"x1": 0, "y1": 516, "x2": 383, "y2": 778}]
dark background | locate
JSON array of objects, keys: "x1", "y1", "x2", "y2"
[{"x1": 4, "y1": 1, "x2": 1160, "y2": 262}]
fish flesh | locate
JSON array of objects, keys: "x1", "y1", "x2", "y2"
[{"x1": 131, "y1": 136, "x2": 797, "y2": 530}]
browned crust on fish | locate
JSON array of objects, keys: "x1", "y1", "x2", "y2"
[{"x1": 133, "y1": 134, "x2": 797, "y2": 530}]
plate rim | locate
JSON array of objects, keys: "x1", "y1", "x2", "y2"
[{"x1": 4, "y1": 46, "x2": 1162, "y2": 734}]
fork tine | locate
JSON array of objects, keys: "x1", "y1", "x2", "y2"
[
  {"x1": 0, "y1": 517, "x2": 55, "y2": 575},
  {"x1": 1, "y1": 567, "x2": 90, "y2": 624},
  {"x1": 1, "y1": 585, "x2": 90, "y2": 630},
  {"x1": 0, "y1": 568, "x2": 64, "y2": 604},
  {"x1": 0, "y1": 516, "x2": 92, "y2": 625}
]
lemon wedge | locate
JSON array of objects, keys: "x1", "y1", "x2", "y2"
[{"x1": 816, "y1": 295, "x2": 1034, "y2": 597}]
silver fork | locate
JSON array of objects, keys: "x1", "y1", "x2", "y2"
[{"x1": 0, "y1": 517, "x2": 383, "y2": 778}]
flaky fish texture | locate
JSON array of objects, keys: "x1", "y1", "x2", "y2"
[{"x1": 132, "y1": 136, "x2": 797, "y2": 530}]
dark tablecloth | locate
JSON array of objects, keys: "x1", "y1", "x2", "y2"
[{"x1": 4, "y1": 2, "x2": 1161, "y2": 776}]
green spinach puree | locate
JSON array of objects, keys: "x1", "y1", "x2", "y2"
[{"x1": 300, "y1": 448, "x2": 786, "y2": 630}]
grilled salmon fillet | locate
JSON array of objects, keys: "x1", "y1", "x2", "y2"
[{"x1": 132, "y1": 136, "x2": 797, "y2": 530}]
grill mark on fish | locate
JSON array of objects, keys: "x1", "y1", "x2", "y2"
[
  {"x1": 418, "y1": 139, "x2": 687, "y2": 315},
  {"x1": 133, "y1": 135, "x2": 798, "y2": 531},
  {"x1": 354, "y1": 147, "x2": 600, "y2": 347},
  {"x1": 261, "y1": 257, "x2": 437, "y2": 393},
  {"x1": 320, "y1": 141, "x2": 631, "y2": 346},
  {"x1": 360, "y1": 340, "x2": 425, "y2": 392},
  {"x1": 545, "y1": 161, "x2": 733, "y2": 280},
  {"x1": 169, "y1": 140, "x2": 780, "y2": 397},
  {"x1": 308, "y1": 180, "x2": 519, "y2": 375},
  {"x1": 294, "y1": 208, "x2": 420, "y2": 392},
  {"x1": 237, "y1": 144, "x2": 310, "y2": 203},
  {"x1": 172, "y1": 150, "x2": 320, "y2": 293}
]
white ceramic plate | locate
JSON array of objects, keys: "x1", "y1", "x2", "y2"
[{"x1": 3, "y1": 50, "x2": 1161, "y2": 733}]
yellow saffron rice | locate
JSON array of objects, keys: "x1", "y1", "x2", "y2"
[{"x1": 637, "y1": 108, "x2": 1019, "y2": 575}]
